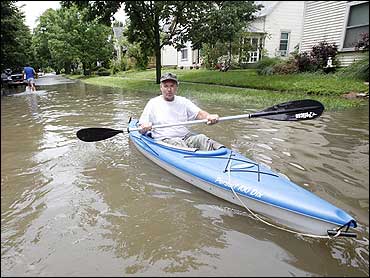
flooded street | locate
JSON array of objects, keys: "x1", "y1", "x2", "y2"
[{"x1": 1, "y1": 75, "x2": 369, "y2": 276}]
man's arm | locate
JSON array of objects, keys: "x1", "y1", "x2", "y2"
[
  {"x1": 196, "y1": 110, "x2": 219, "y2": 125},
  {"x1": 138, "y1": 100, "x2": 153, "y2": 134},
  {"x1": 138, "y1": 122, "x2": 153, "y2": 134}
]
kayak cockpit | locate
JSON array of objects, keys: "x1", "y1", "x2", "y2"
[
  {"x1": 128, "y1": 118, "x2": 228, "y2": 156},
  {"x1": 140, "y1": 133, "x2": 228, "y2": 156}
]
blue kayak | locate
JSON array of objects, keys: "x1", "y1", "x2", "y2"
[{"x1": 128, "y1": 119, "x2": 357, "y2": 237}]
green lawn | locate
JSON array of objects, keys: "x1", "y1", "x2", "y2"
[
  {"x1": 65, "y1": 68, "x2": 369, "y2": 110},
  {"x1": 114, "y1": 68, "x2": 368, "y2": 96}
]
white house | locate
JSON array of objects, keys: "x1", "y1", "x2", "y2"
[
  {"x1": 300, "y1": 1, "x2": 369, "y2": 67},
  {"x1": 161, "y1": 42, "x2": 200, "y2": 68},
  {"x1": 161, "y1": 1, "x2": 305, "y2": 66},
  {"x1": 245, "y1": 1, "x2": 305, "y2": 63}
]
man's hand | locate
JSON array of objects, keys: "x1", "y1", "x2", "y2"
[
  {"x1": 139, "y1": 122, "x2": 153, "y2": 134},
  {"x1": 206, "y1": 114, "x2": 219, "y2": 125},
  {"x1": 196, "y1": 110, "x2": 219, "y2": 125}
]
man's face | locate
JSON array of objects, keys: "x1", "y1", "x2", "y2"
[{"x1": 160, "y1": 80, "x2": 178, "y2": 101}]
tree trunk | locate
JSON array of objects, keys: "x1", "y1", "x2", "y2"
[
  {"x1": 238, "y1": 38, "x2": 242, "y2": 65},
  {"x1": 154, "y1": 14, "x2": 161, "y2": 84},
  {"x1": 82, "y1": 63, "x2": 89, "y2": 76},
  {"x1": 64, "y1": 62, "x2": 71, "y2": 74},
  {"x1": 228, "y1": 37, "x2": 232, "y2": 65}
]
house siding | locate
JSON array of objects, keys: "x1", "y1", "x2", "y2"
[
  {"x1": 161, "y1": 45, "x2": 178, "y2": 66},
  {"x1": 177, "y1": 42, "x2": 194, "y2": 68},
  {"x1": 262, "y1": 1, "x2": 305, "y2": 57},
  {"x1": 161, "y1": 42, "x2": 198, "y2": 68},
  {"x1": 249, "y1": 17, "x2": 265, "y2": 32},
  {"x1": 300, "y1": 1, "x2": 368, "y2": 67},
  {"x1": 300, "y1": 1, "x2": 346, "y2": 53},
  {"x1": 337, "y1": 51, "x2": 368, "y2": 66}
]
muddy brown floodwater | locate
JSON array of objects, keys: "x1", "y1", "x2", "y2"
[{"x1": 1, "y1": 74, "x2": 369, "y2": 276}]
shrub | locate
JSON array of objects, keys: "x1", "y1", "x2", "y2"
[
  {"x1": 110, "y1": 58, "x2": 128, "y2": 74},
  {"x1": 256, "y1": 57, "x2": 281, "y2": 75},
  {"x1": 259, "y1": 66, "x2": 275, "y2": 75},
  {"x1": 294, "y1": 52, "x2": 319, "y2": 72},
  {"x1": 310, "y1": 41, "x2": 338, "y2": 69},
  {"x1": 240, "y1": 63, "x2": 258, "y2": 69},
  {"x1": 96, "y1": 67, "x2": 110, "y2": 76},
  {"x1": 273, "y1": 59, "x2": 299, "y2": 74},
  {"x1": 337, "y1": 56, "x2": 369, "y2": 81},
  {"x1": 292, "y1": 41, "x2": 339, "y2": 73},
  {"x1": 110, "y1": 60, "x2": 120, "y2": 74}
]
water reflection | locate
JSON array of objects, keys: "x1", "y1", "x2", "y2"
[{"x1": 1, "y1": 75, "x2": 368, "y2": 276}]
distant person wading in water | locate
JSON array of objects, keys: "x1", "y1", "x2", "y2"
[{"x1": 23, "y1": 64, "x2": 37, "y2": 92}]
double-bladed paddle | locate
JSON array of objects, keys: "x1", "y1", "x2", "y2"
[{"x1": 76, "y1": 99, "x2": 324, "y2": 142}]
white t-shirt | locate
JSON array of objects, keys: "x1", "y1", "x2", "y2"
[{"x1": 139, "y1": 95, "x2": 201, "y2": 139}]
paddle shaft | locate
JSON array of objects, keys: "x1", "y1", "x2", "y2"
[
  {"x1": 76, "y1": 99, "x2": 324, "y2": 142},
  {"x1": 128, "y1": 105, "x2": 320, "y2": 132}
]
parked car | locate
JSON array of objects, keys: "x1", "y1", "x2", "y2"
[
  {"x1": 1, "y1": 68, "x2": 28, "y2": 87},
  {"x1": 1, "y1": 69, "x2": 12, "y2": 84}
]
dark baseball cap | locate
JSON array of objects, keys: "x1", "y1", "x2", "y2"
[{"x1": 160, "y1": 72, "x2": 178, "y2": 84}]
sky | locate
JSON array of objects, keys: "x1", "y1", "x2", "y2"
[
  {"x1": 16, "y1": 1, "x2": 127, "y2": 31},
  {"x1": 16, "y1": 1, "x2": 61, "y2": 30}
]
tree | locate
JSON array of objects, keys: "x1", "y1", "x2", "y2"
[
  {"x1": 61, "y1": 1, "x2": 261, "y2": 80},
  {"x1": 183, "y1": 1, "x2": 262, "y2": 68},
  {"x1": 34, "y1": 6, "x2": 113, "y2": 75},
  {"x1": 62, "y1": 1, "x2": 219, "y2": 83},
  {"x1": 32, "y1": 9, "x2": 56, "y2": 72},
  {"x1": 119, "y1": 24, "x2": 152, "y2": 70},
  {"x1": 34, "y1": 8, "x2": 78, "y2": 74},
  {"x1": 77, "y1": 18, "x2": 114, "y2": 75},
  {"x1": 1, "y1": 1, "x2": 33, "y2": 72}
]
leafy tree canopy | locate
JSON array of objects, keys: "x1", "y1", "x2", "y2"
[
  {"x1": 61, "y1": 1, "x2": 262, "y2": 80},
  {"x1": 1, "y1": 1, "x2": 33, "y2": 72},
  {"x1": 34, "y1": 5, "x2": 114, "y2": 74}
]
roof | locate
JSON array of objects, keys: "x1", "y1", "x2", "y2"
[
  {"x1": 254, "y1": 1, "x2": 280, "y2": 17},
  {"x1": 247, "y1": 25, "x2": 266, "y2": 33}
]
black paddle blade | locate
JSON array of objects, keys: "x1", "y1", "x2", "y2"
[
  {"x1": 76, "y1": 128, "x2": 123, "y2": 142},
  {"x1": 254, "y1": 99, "x2": 324, "y2": 121}
]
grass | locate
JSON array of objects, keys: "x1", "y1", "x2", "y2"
[
  {"x1": 114, "y1": 68, "x2": 368, "y2": 96},
  {"x1": 64, "y1": 68, "x2": 369, "y2": 111}
]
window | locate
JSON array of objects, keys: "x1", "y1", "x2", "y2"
[
  {"x1": 242, "y1": 37, "x2": 262, "y2": 63},
  {"x1": 181, "y1": 48, "x2": 188, "y2": 61},
  {"x1": 251, "y1": 38, "x2": 258, "y2": 51},
  {"x1": 343, "y1": 2, "x2": 369, "y2": 49},
  {"x1": 278, "y1": 32, "x2": 290, "y2": 57},
  {"x1": 248, "y1": 52, "x2": 259, "y2": 63}
]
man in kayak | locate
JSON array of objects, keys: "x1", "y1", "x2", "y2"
[
  {"x1": 139, "y1": 72, "x2": 224, "y2": 151},
  {"x1": 23, "y1": 64, "x2": 37, "y2": 92}
]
